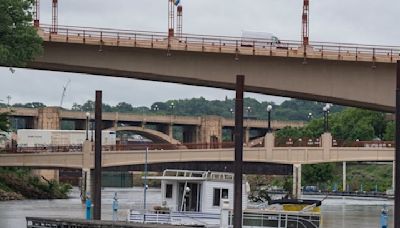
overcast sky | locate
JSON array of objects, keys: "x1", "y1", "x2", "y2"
[{"x1": 0, "y1": 0, "x2": 398, "y2": 108}]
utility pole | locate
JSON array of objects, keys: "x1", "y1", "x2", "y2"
[
  {"x1": 93, "y1": 91, "x2": 102, "y2": 220},
  {"x1": 395, "y1": 60, "x2": 400, "y2": 228},
  {"x1": 234, "y1": 75, "x2": 244, "y2": 228}
]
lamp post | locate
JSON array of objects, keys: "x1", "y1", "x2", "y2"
[
  {"x1": 85, "y1": 112, "x2": 90, "y2": 140},
  {"x1": 308, "y1": 112, "x2": 313, "y2": 121},
  {"x1": 246, "y1": 106, "x2": 251, "y2": 118},
  {"x1": 267, "y1": 105, "x2": 272, "y2": 132},
  {"x1": 143, "y1": 146, "x2": 148, "y2": 223},
  {"x1": 229, "y1": 108, "x2": 234, "y2": 118},
  {"x1": 153, "y1": 104, "x2": 159, "y2": 112},
  {"x1": 90, "y1": 114, "x2": 94, "y2": 142},
  {"x1": 170, "y1": 102, "x2": 175, "y2": 115},
  {"x1": 323, "y1": 104, "x2": 331, "y2": 132}
]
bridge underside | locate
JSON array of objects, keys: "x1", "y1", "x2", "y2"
[
  {"x1": 8, "y1": 162, "x2": 292, "y2": 175},
  {"x1": 105, "y1": 161, "x2": 292, "y2": 175},
  {"x1": 29, "y1": 42, "x2": 396, "y2": 112}
]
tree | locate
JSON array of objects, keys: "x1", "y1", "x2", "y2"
[
  {"x1": 0, "y1": 112, "x2": 10, "y2": 131},
  {"x1": 302, "y1": 163, "x2": 335, "y2": 189},
  {"x1": 0, "y1": 0, "x2": 42, "y2": 67}
]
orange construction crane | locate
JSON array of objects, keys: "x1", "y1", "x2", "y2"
[{"x1": 302, "y1": 0, "x2": 310, "y2": 46}]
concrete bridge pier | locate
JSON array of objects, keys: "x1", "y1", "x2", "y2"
[
  {"x1": 81, "y1": 141, "x2": 93, "y2": 202},
  {"x1": 292, "y1": 164, "x2": 302, "y2": 199},
  {"x1": 343, "y1": 161, "x2": 347, "y2": 192},
  {"x1": 393, "y1": 161, "x2": 396, "y2": 191}
]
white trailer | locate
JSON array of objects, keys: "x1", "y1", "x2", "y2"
[
  {"x1": 241, "y1": 30, "x2": 281, "y2": 47},
  {"x1": 17, "y1": 129, "x2": 116, "y2": 147}
]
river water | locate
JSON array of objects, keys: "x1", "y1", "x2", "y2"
[{"x1": 0, "y1": 187, "x2": 394, "y2": 228}]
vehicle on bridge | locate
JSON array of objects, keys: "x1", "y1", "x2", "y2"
[
  {"x1": 128, "y1": 169, "x2": 321, "y2": 227},
  {"x1": 17, "y1": 129, "x2": 116, "y2": 148},
  {"x1": 241, "y1": 30, "x2": 286, "y2": 49}
]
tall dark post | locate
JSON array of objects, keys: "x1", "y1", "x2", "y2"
[
  {"x1": 234, "y1": 75, "x2": 244, "y2": 228},
  {"x1": 395, "y1": 60, "x2": 400, "y2": 228},
  {"x1": 93, "y1": 91, "x2": 102, "y2": 220}
]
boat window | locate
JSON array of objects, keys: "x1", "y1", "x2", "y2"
[
  {"x1": 213, "y1": 188, "x2": 221, "y2": 206},
  {"x1": 213, "y1": 188, "x2": 229, "y2": 206},
  {"x1": 166, "y1": 184, "x2": 173, "y2": 198},
  {"x1": 222, "y1": 189, "x2": 228, "y2": 199}
]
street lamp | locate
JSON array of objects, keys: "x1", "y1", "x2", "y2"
[
  {"x1": 267, "y1": 105, "x2": 272, "y2": 132},
  {"x1": 170, "y1": 102, "x2": 175, "y2": 115},
  {"x1": 153, "y1": 105, "x2": 159, "y2": 112},
  {"x1": 246, "y1": 106, "x2": 251, "y2": 118},
  {"x1": 229, "y1": 108, "x2": 234, "y2": 118},
  {"x1": 323, "y1": 104, "x2": 331, "y2": 132},
  {"x1": 85, "y1": 112, "x2": 90, "y2": 140},
  {"x1": 308, "y1": 112, "x2": 313, "y2": 121}
]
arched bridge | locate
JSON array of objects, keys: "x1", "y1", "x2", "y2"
[{"x1": 108, "y1": 126, "x2": 182, "y2": 145}]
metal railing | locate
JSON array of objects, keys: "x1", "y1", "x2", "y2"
[
  {"x1": 39, "y1": 24, "x2": 400, "y2": 63},
  {"x1": 1, "y1": 145, "x2": 82, "y2": 153}
]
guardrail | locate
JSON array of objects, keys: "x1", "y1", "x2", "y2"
[
  {"x1": 39, "y1": 24, "x2": 400, "y2": 63},
  {"x1": 1, "y1": 145, "x2": 82, "y2": 153}
]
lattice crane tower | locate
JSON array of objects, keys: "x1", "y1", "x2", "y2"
[
  {"x1": 176, "y1": 5, "x2": 183, "y2": 38},
  {"x1": 51, "y1": 0, "x2": 58, "y2": 34},
  {"x1": 302, "y1": 0, "x2": 310, "y2": 46}
]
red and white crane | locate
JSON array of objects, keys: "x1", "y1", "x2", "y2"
[{"x1": 302, "y1": 0, "x2": 310, "y2": 46}]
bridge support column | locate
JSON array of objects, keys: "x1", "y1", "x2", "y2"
[
  {"x1": 264, "y1": 133, "x2": 275, "y2": 160},
  {"x1": 37, "y1": 107, "x2": 61, "y2": 130},
  {"x1": 292, "y1": 164, "x2": 302, "y2": 199},
  {"x1": 393, "y1": 161, "x2": 396, "y2": 191},
  {"x1": 321, "y1": 132, "x2": 333, "y2": 160},
  {"x1": 244, "y1": 127, "x2": 250, "y2": 145},
  {"x1": 342, "y1": 161, "x2": 347, "y2": 192}
]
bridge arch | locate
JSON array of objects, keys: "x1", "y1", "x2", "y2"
[{"x1": 108, "y1": 126, "x2": 182, "y2": 145}]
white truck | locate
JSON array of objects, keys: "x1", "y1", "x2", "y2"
[
  {"x1": 17, "y1": 129, "x2": 116, "y2": 148},
  {"x1": 241, "y1": 30, "x2": 282, "y2": 47}
]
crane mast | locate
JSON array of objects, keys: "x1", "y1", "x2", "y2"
[
  {"x1": 168, "y1": 0, "x2": 175, "y2": 37},
  {"x1": 176, "y1": 5, "x2": 183, "y2": 39},
  {"x1": 51, "y1": 0, "x2": 58, "y2": 34},
  {"x1": 33, "y1": 0, "x2": 40, "y2": 27},
  {"x1": 302, "y1": 0, "x2": 310, "y2": 46}
]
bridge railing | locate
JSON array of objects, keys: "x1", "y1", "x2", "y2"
[
  {"x1": 39, "y1": 24, "x2": 400, "y2": 63},
  {"x1": 1, "y1": 145, "x2": 83, "y2": 153},
  {"x1": 275, "y1": 138, "x2": 321, "y2": 147},
  {"x1": 333, "y1": 140, "x2": 394, "y2": 148}
]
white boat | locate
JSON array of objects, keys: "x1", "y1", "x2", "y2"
[{"x1": 127, "y1": 169, "x2": 321, "y2": 228}]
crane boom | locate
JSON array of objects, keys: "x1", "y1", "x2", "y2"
[{"x1": 60, "y1": 79, "x2": 71, "y2": 108}]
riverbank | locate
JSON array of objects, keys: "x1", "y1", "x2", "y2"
[{"x1": 0, "y1": 168, "x2": 72, "y2": 201}]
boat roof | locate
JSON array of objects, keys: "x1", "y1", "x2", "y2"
[{"x1": 144, "y1": 169, "x2": 236, "y2": 182}]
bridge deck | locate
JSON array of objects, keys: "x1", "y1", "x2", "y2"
[{"x1": 39, "y1": 25, "x2": 400, "y2": 64}]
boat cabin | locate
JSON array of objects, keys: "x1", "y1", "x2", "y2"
[{"x1": 147, "y1": 169, "x2": 249, "y2": 214}]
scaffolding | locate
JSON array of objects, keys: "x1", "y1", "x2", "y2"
[
  {"x1": 168, "y1": 0, "x2": 175, "y2": 37},
  {"x1": 302, "y1": 0, "x2": 310, "y2": 46},
  {"x1": 176, "y1": 5, "x2": 183, "y2": 39},
  {"x1": 33, "y1": 0, "x2": 40, "y2": 27},
  {"x1": 51, "y1": 0, "x2": 58, "y2": 34}
]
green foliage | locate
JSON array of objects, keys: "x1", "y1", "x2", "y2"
[
  {"x1": 276, "y1": 108, "x2": 389, "y2": 142},
  {"x1": 0, "y1": 168, "x2": 72, "y2": 199},
  {"x1": 302, "y1": 163, "x2": 335, "y2": 188},
  {"x1": 0, "y1": 0, "x2": 43, "y2": 66},
  {"x1": 0, "y1": 112, "x2": 10, "y2": 131},
  {"x1": 383, "y1": 121, "x2": 395, "y2": 141}
]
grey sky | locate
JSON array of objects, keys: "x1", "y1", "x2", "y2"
[{"x1": 0, "y1": 0, "x2": 398, "y2": 108}]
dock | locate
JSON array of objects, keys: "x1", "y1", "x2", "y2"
[{"x1": 26, "y1": 217, "x2": 203, "y2": 228}]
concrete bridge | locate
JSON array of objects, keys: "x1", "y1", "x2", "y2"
[
  {"x1": 28, "y1": 25, "x2": 400, "y2": 112},
  {"x1": 2, "y1": 107, "x2": 304, "y2": 145},
  {"x1": 0, "y1": 133, "x2": 395, "y2": 197}
]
